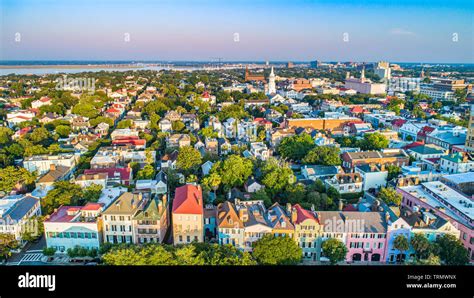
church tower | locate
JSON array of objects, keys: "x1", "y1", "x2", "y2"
[{"x1": 267, "y1": 67, "x2": 276, "y2": 94}]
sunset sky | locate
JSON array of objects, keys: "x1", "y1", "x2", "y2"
[{"x1": 1, "y1": 0, "x2": 473, "y2": 62}]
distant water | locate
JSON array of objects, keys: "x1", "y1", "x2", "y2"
[{"x1": 0, "y1": 65, "x2": 202, "y2": 76}]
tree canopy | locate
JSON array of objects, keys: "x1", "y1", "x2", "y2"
[
  {"x1": 322, "y1": 238, "x2": 347, "y2": 264},
  {"x1": 278, "y1": 133, "x2": 315, "y2": 161},
  {"x1": 252, "y1": 234, "x2": 302, "y2": 265}
]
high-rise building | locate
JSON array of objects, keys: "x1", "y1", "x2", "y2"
[
  {"x1": 465, "y1": 104, "x2": 474, "y2": 152},
  {"x1": 374, "y1": 61, "x2": 391, "y2": 80}
]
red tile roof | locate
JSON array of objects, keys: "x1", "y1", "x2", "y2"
[
  {"x1": 350, "y1": 106, "x2": 365, "y2": 113},
  {"x1": 172, "y1": 184, "x2": 203, "y2": 215},
  {"x1": 342, "y1": 204, "x2": 358, "y2": 212},
  {"x1": 417, "y1": 126, "x2": 435, "y2": 137},
  {"x1": 46, "y1": 203, "x2": 102, "y2": 222},
  {"x1": 391, "y1": 119, "x2": 407, "y2": 128},
  {"x1": 293, "y1": 204, "x2": 318, "y2": 224},
  {"x1": 402, "y1": 141, "x2": 424, "y2": 150},
  {"x1": 106, "y1": 108, "x2": 121, "y2": 114},
  {"x1": 112, "y1": 137, "x2": 146, "y2": 146}
]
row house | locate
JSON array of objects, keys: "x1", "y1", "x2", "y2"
[
  {"x1": 440, "y1": 152, "x2": 474, "y2": 174},
  {"x1": 44, "y1": 203, "x2": 103, "y2": 252},
  {"x1": 425, "y1": 126, "x2": 467, "y2": 152},
  {"x1": 0, "y1": 195, "x2": 41, "y2": 241},
  {"x1": 102, "y1": 192, "x2": 169, "y2": 245},
  {"x1": 318, "y1": 211, "x2": 387, "y2": 263},
  {"x1": 397, "y1": 181, "x2": 474, "y2": 262},
  {"x1": 172, "y1": 185, "x2": 204, "y2": 245},
  {"x1": 235, "y1": 200, "x2": 272, "y2": 252}
]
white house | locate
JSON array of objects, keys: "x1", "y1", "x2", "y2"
[
  {"x1": 44, "y1": 203, "x2": 102, "y2": 252},
  {"x1": 0, "y1": 195, "x2": 41, "y2": 241},
  {"x1": 23, "y1": 153, "x2": 77, "y2": 176},
  {"x1": 354, "y1": 165, "x2": 388, "y2": 191}
]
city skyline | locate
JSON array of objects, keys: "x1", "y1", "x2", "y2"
[{"x1": 1, "y1": 0, "x2": 473, "y2": 63}]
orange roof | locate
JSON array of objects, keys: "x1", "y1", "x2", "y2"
[{"x1": 172, "y1": 184, "x2": 203, "y2": 215}]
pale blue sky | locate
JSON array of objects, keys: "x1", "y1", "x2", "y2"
[{"x1": 1, "y1": 0, "x2": 473, "y2": 62}]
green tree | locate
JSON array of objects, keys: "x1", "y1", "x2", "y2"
[
  {"x1": 386, "y1": 164, "x2": 401, "y2": 180},
  {"x1": 302, "y1": 146, "x2": 341, "y2": 166},
  {"x1": 435, "y1": 234, "x2": 469, "y2": 265},
  {"x1": 55, "y1": 125, "x2": 71, "y2": 138},
  {"x1": 322, "y1": 238, "x2": 348, "y2": 264},
  {"x1": 202, "y1": 172, "x2": 221, "y2": 195},
  {"x1": 136, "y1": 164, "x2": 156, "y2": 180},
  {"x1": 0, "y1": 233, "x2": 19, "y2": 260},
  {"x1": 83, "y1": 184, "x2": 103, "y2": 202},
  {"x1": 28, "y1": 127, "x2": 52, "y2": 145},
  {"x1": 410, "y1": 233, "x2": 431, "y2": 260},
  {"x1": 72, "y1": 102, "x2": 99, "y2": 118},
  {"x1": 172, "y1": 121, "x2": 186, "y2": 132},
  {"x1": 252, "y1": 234, "x2": 302, "y2": 265},
  {"x1": 261, "y1": 158, "x2": 294, "y2": 197},
  {"x1": 250, "y1": 189, "x2": 272, "y2": 208},
  {"x1": 212, "y1": 155, "x2": 253, "y2": 190},
  {"x1": 0, "y1": 127, "x2": 13, "y2": 145},
  {"x1": 0, "y1": 166, "x2": 36, "y2": 193},
  {"x1": 393, "y1": 234, "x2": 409, "y2": 263},
  {"x1": 176, "y1": 146, "x2": 202, "y2": 174},
  {"x1": 278, "y1": 133, "x2": 315, "y2": 161},
  {"x1": 359, "y1": 133, "x2": 389, "y2": 151},
  {"x1": 377, "y1": 187, "x2": 402, "y2": 206},
  {"x1": 21, "y1": 216, "x2": 44, "y2": 242},
  {"x1": 43, "y1": 247, "x2": 57, "y2": 257},
  {"x1": 41, "y1": 181, "x2": 83, "y2": 214},
  {"x1": 199, "y1": 127, "x2": 218, "y2": 139},
  {"x1": 116, "y1": 119, "x2": 133, "y2": 129}
]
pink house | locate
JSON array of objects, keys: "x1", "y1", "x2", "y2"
[
  {"x1": 318, "y1": 211, "x2": 387, "y2": 263},
  {"x1": 397, "y1": 181, "x2": 474, "y2": 263}
]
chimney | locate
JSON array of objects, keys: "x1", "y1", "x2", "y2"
[
  {"x1": 385, "y1": 212, "x2": 391, "y2": 224},
  {"x1": 286, "y1": 203, "x2": 292, "y2": 214},
  {"x1": 338, "y1": 199, "x2": 344, "y2": 211},
  {"x1": 291, "y1": 207, "x2": 297, "y2": 223},
  {"x1": 162, "y1": 194, "x2": 167, "y2": 208},
  {"x1": 239, "y1": 209, "x2": 248, "y2": 222},
  {"x1": 50, "y1": 163, "x2": 56, "y2": 171}
]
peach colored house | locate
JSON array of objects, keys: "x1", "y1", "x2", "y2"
[{"x1": 172, "y1": 184, "x2": 204, "y2": 245}]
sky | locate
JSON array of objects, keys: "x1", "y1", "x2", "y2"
[{"x1": 0, "y1": 0, "x2": 473, "y2": 62}]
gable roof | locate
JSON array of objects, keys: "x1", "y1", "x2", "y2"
[{"x1": 217, "y1": 201, "x2": 243, "y2": 228}]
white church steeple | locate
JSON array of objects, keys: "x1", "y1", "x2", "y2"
[{"x1": 267, "y1": 67, "x2": 276, "y2": 95}]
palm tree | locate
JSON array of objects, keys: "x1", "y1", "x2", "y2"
[{"x1": 393, "y1": 234, "x2": 409, "y2": 264}]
